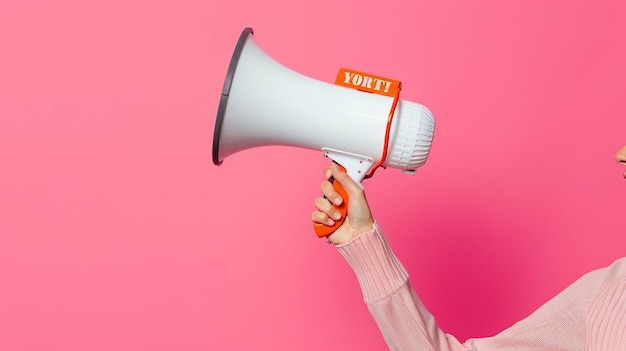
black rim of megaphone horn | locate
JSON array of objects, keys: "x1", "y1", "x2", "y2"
[{"x1": 212, "y1": 27, "x2": 254, "y2": 166}]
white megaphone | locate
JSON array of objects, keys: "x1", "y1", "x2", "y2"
[{"x1": 213, "y1": 27, "x2": 435, "y2": 237}]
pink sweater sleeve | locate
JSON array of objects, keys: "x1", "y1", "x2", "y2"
[
  {"x1": 336, "y1": 223, "x2": 467, "y2": 351},
  {"x1": 336, "y1": 223, "x2": 626, "y2": 351}
]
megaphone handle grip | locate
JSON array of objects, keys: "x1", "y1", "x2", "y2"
[{"x1": 313, "y1": 166, "x2": 349, "y2": 238}]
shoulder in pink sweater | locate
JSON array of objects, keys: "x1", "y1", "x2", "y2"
[{"x1": 336, "y1": 223, "x2": 626, "y2": 351}]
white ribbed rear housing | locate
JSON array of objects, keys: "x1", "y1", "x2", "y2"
[{"x1": 385, "y1": 101, "x2": 435, "y2": 174}]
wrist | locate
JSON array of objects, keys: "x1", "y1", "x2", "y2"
[
  {"x1": 328, "y1": 220, "x2": 374, "y2": 245},
  {"x1": 351, "y1": 221, "x2": 375, "y2": 240}
]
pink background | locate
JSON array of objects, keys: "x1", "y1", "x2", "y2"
[{"x1": 1, "y1": 1, "x2": 625, "y2": 350}]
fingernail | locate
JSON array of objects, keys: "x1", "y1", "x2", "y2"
[
  {"x1": 333, "y1": 197, "x2": 342, "y2": 206},
  {"x1": 332, "y1": 212, "x2": 341, "y2": 220}
]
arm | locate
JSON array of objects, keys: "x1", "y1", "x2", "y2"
[
  {"x1": 312, "y1": 164, "x2": 466, "y2": 351},
  {"x1": 312, "y1": 164, "x2": 626, "y2": 351},
  {"x1": 336, "y1": 224, "x2": 467, "y2": 351}
]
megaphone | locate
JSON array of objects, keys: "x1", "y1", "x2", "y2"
[{"x1": 213, "y1": 27, "x2": 435, "y2": 237}]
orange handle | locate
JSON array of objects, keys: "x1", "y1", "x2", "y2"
[{"x1": 313, "y1": 164, "x2": 349, "y2": 238}]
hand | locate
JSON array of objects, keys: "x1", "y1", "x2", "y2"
[{"x1": 312, "y1": 163, "x2": 375, "y2": 245}]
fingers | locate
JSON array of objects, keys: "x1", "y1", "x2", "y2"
[
  {"x1": 324, "y1": 167, "x2": 333, "y2": 180},
  {"x1": 328, "y1": 163, "x2": 361, "y2": 197},
  {"x1": 320, "y1": 179, "x2": 343, "y2": 206},
  {"x1": 320, "y1": 162, "x2": 366, "y2": 207},
  {"x1": 312, "y1": 197, "x2": 342, "y2": 226}
]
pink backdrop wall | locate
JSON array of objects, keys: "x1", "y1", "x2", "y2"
[{"x1": 1, "y1": 1, "x2": 625, "y2": 350}]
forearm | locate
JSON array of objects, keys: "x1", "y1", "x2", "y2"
[
  {"x1": 335, "y1": 223, "x2": 408, "y2": 303},
  {"x1": 336, "y1": 224, "x2": 465, "y2": 351}
]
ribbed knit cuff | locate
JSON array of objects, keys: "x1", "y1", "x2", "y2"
[{"x1": 336, "y1": 222, "x2": 409, "y2": 304}]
